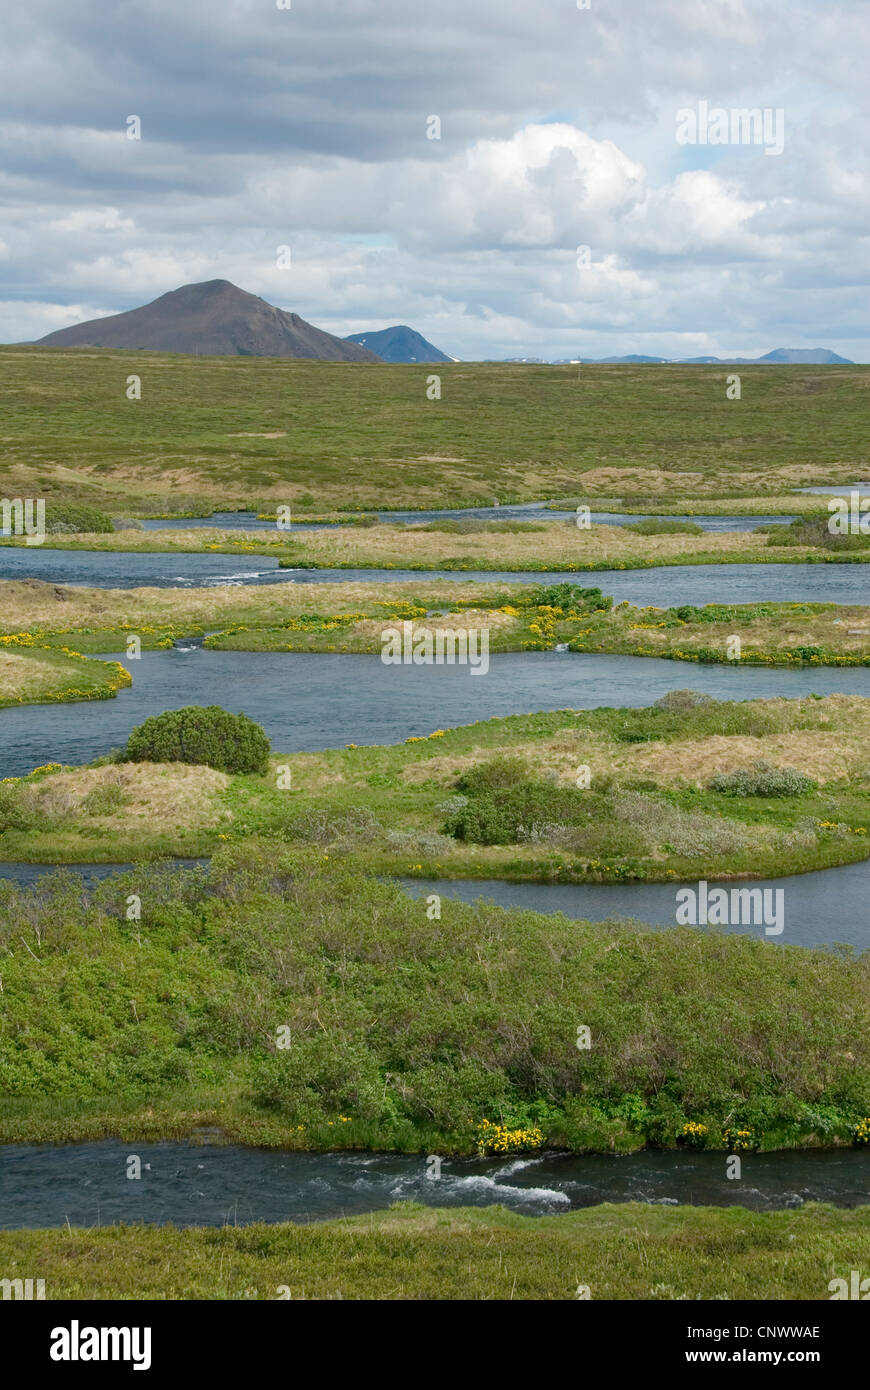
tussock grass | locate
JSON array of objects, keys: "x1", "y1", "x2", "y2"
[{"x1": 7, "y1": 520, "x2": 865, "y2": 569}]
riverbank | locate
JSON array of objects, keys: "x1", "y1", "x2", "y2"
[
  {"x1": 1, "y1": 585, "x2": 867, "y2": 719},
  {"x1": 2, "y1": 858, "x2": 869, "y2": 1153},
  {"x1": 4, "y1": 695, "x2": 869, "y2": 883},
  {"x1": 3, "y1": 520, "x2": 869, "y2": 571},
  {"x1": 0, "y1": 642, "x2": 130, "y2": 709},
  {"x1": 2, "y1": 1200, "x2": 868, "y2": 1299}
]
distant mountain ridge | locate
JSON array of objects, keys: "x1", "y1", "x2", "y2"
[
  {"x1": 539, "y1": 348, "x2": 853, "y2": 366},
  {"x1": 32, "y1": 281, "x2": 381, "y2": 362},
  {"x1": 345, "y1": 325, "x2": 453, "y2": 363}
]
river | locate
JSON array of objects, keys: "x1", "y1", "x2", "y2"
[
  {"x1": 0, "y1": 547, "x2": 867, "y2": 603},
  {"x1": 2, "y1": 647, "x2": 870, "y2": 777},
  {"x1": 1, "y1": 1142, "x2": 867, "y2": 1228}
]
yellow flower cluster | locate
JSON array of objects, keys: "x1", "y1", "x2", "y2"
[
  {"x1": 723, "y1": 1127, "x2": 757, "y2": 1151},
  {"x1": 682, "y1": 1121, "x2": 707, "y2": 1139},
  {"x1": 476, "y1": 1118, "x2": 544, "y2": 1155},
  {"x1": 817, "y1": 820, "x2": 868, "y2": 834},
  {"x1": 854, "y1": 1117, "x2": 870, "y2": 1144}
]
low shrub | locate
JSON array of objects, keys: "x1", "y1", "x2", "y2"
[
  {"x1": 456, "y1": 756, "x2": 528, "y2": 795},
  {"x1": 80, "y1": 782, "x2": 127, "y2": 816},
  {"x1": 766, "y1": 516, "x2": 870, "y2": 551},
  {"x1": 526, "y1": 582, "x2": 613, "y2": 613},
  {"x1": 45, "y1": 503, "x2": 115, "y2": 534},
  {"x1": 709, "y1": 761, "x2": 817, "y2": 797},
  {"x1": 0, "y1": 785, "x2": 44, "y2": 833},
  {"x1": 446, "y1": 776, "x2": 609, "y2": 846},
  {"x1": 280, "y1": 806, "x2": 383, "y2": 845},
  {"x1": 123, "y1": 706, "x2": 271, "y2": 775},
  {"x1": 654, "y1": 689, "x2": 719, "y2": 712}
]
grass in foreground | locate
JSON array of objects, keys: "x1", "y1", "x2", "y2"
[
  {"x1": 1, "y1": 856, "x2": 869, "y2": 1151},
  {"x1": 0, "y1": 1202, "x2": 867, "y2": 1300}
]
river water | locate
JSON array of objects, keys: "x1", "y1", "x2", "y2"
[
  {"x1": 1, "y1": 1142, "x2": 868, "y2": 1228},
  {"x1": 2, "y1": 647, "x2": 870, "y2": 778},
  {"x1": 0, "y1": 546, "x2": 867, "y2": 603},
  {"x1": 398, "y1": 861, "x2": 870, "y2": 951}
]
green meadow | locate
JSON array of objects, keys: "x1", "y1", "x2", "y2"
[
  {"x1": 0, "y1": 1202, "x2": 866, "y2": 1300},
  {"x1": 1, "y1": 347, "x2": 867, "y2": 511}
]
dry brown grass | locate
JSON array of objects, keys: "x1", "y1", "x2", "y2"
[
  {"x1": 23, "y1": 763, "x2": 229, "y2": 828},
  {"x1": 625, "y1": 606, "x2": 870, "y2": 656},
  {"x1": 398, "y1": 696, "x2": 870, "y2": 790},
  {"x1": 350, "y1": 608, "x2": 514, "y2": 641},
  {"x1": 290, "y1": 521, "x2": 775, "y2": 567},
  {"x1": 0, "y1": 578, "x2": 505, "y2": 634},
  {"x1": 576, "y1": 462, "x2": 864, "y2": 496},
  {"x1": 0, "y1": 650, "x2": 60, "y2": 699}
]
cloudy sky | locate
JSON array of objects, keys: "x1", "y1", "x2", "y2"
[{"x1": 1, "y1": 0, "x2": 868, "y2": 360}]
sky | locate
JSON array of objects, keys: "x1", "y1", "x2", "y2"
[{"x1": 1, "y1": 0, "x2": 868, "y2": 361}]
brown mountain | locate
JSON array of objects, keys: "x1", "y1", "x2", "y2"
[{"x1": 33, "y1": 280, "x2": 382, "y2": 361}]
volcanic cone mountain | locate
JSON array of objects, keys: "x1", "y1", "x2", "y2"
[{"x1": 33, "y1": 280, "x2": 382, "y2": 361}]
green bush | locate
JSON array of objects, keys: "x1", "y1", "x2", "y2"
[
  {"x1": 0, "y1": 785, "x2": 43, "y2": 833},
  {"x1": 446, "y1": 775, "x2": 608, "y2": 845},
  {"x1": 3, "y1": 859, "x2": 870, "y2": 1150},
  {"x1": 456, "y1": 755, "x2": 529, "y2": 795},
  {"x1": 709, "y1": 761, "x2": 817, "y2": 797},
  {"x1": 527, "y1": 583, "x2": 613, "y2": 613},
  {"x1": 45, "y1": 503, "x2": 115, "y2": 534},
  {"x1": 123, "y1": 705, "x2": 271, "y2": 775},
  {"x1": 765, "y1": 516, "x2": 870, "y2": 551},
  {"x1": 654, "y1": 689, "x2": 719, "y2": 712}
]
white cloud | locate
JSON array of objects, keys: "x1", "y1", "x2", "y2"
[{"x1": 0, "y1": 0, "x2": 867, "y2": 359}]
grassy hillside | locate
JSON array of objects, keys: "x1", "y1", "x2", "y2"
[{"x1": 0, "y1": 348, "x2": 867, "y2": 510}]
